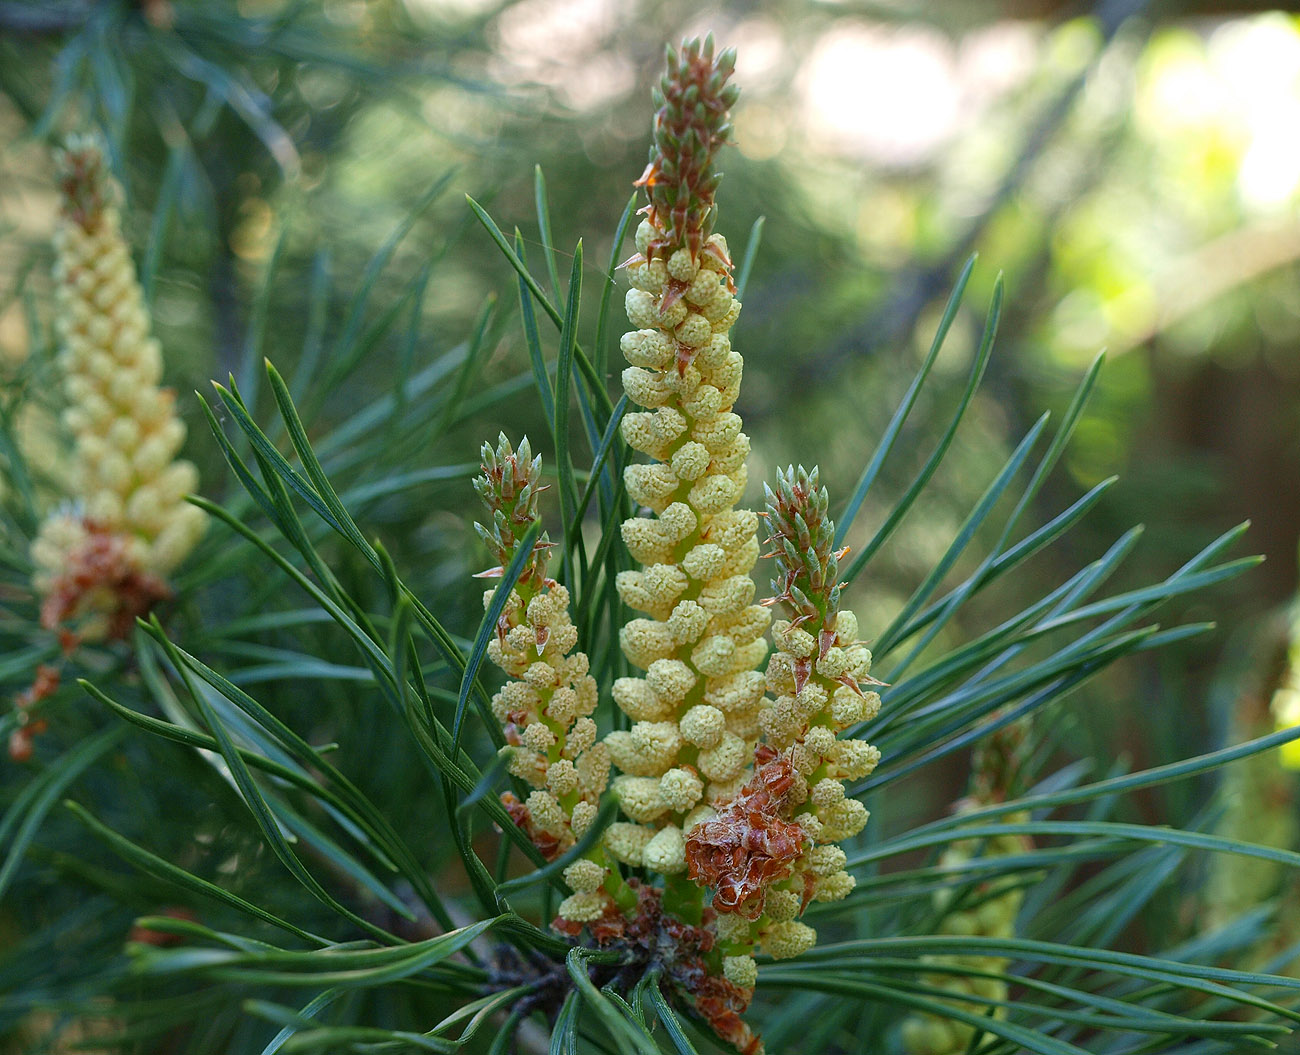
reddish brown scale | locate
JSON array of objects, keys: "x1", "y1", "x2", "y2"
[
  {"x1": 40, "y1": 521, "x2": 171, "y2": 642},
  {"x1": 500, "y1": 792, "x2": 565, "y2": 861},
  {"x1": 129, "y1": 906, "x2": 197, "y2": 947},
  {"x1": 692, "y1": 974, "x2": 763, "y2": 1055},
  {"x1": 798, "y1": 868, "x2": 817, "y2": 914},
  {"x1": 58, "y1": 143, "x2": 112, "y2": 234},
  {"x1": 685, "y1": 756, "x2": 806, "y2": 919},
  {"x1": 553, "y1": 891, "x2": 627, "y2": 941},
  {"x1": 834, "y1": 672, "x2": 870, "y2": 698},
  {"x1": 818, "y1": 625, "x2": 839, "y2": 660},
  {"x1": 791, "y1": 655, "x2": 813, "y2": 696},
  {"x1": 554, "y1": 880, "x2": 764, "y2": 1053},
  {"x1": 587, "y1": 903, "x2": 631, "y2": 944},
  {"x1": 17, "y1": 665, "x2": 60, "y2": 709},
  {"x1": 553, "y1": 882, "x2": 638, "y2": 944},
  {"x1": 552, "y1": 914, "x2": 585, "y2": 939},
  {"x1": 9, "y1": 663, "x2": 60, "y2": 761},
  {"x1": 501, "y1": 791, "x2": 530, "y2": 828},
  {"x1": 763, "y1": 567, "x2": 798, "y2": 608},
  {"x1": 473, "y1": 565, "x2": 556, "y2": 588},
  {"x1": 659, "y1": 280, "x2": 688, "y2": 315},
  {"x1": 703, "y1": 241, "x2": 736, "y2": 294},
  {"x1": 669, "y1": 913, "x2": 760, "y2": 1053},
  {"x1": 675, "y1": 336, "x2": 697, "y2": 378},
  {"x1": 649, "y1": 278, "x2": 708, "y2": 379}
]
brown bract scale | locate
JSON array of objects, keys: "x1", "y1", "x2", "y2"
[
  {"x1": 57, "y1": 137, "x2": 115, "y2": 233},
  {"x1": 8, "y1": 664, "x2": 59, "y2": 762},
  {"x1": 685, "y1": 754, "x2": 807, "y2": 919},
  {"x1": 556, "y1": 881, "x2": 764, "y2": 1055},
  {"x1": 501, "y1": 792, "x2": 567, "y2": 861},
  {"x1": 39, "y1": 518, "x2": 171, "y2": 643}
]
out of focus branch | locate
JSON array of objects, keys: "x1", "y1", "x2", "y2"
[
  {"x1": 1111, "y1": 221, "x2": 1300, "y2": 356},
  {"x1": 799, "y1": 0, "x2": 1151, "y2": 388},
  {"x1": 0, "y1": 1, "x2": 90, "y2": 33}
]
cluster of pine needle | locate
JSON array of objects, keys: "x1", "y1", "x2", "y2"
[{"x1": 0, "y1": 11, "x2": 1298, "y2": 1055}]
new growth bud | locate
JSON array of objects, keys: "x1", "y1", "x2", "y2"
[
  {"x1": 635, "y1": 34, "x2": 740, "y2": 265},
  {"x1": 764, "y1": 465, "x2": 843, "y2": 641},
  {"x1": 473, "y1": 433, "x2": 552, "y2": 593}
]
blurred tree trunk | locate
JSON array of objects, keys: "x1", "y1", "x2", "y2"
[{"x1": 1151, "y1": 350, "x2": 1300, "y2": 605}]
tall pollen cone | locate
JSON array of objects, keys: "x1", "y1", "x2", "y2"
[
  {"x1": 31, "y1": 135, "x2": 205, "y2": 642},
  {"x1": 901, "y1": 721, "x2": 1033, "y2": 1055},
  {"x1": 606, "y1": 35, "x2": 770, "y2": 885},
  {"x1": 472, "y1": 436, "x2": 629, "y2": 925},
  {"x1": 688, "y1": 466, "x2": 879, "y2": 985}
]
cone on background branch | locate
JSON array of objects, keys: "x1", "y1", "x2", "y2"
[
  {"x1": 1203, "y1": 602, "x2": 1300, "y2": 972},
  {"x1": 900, "y1": 718, "x2": 1034, "y2": 1055},
  {"x1": 30, "y1": 134, "x2": 205, "y2": 646}
]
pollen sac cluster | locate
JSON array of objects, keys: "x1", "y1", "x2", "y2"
[
  {"x1": 31, "y1": 135, "x2": 204, "y2": 641},
  {"x1": 683, "y1": 753, "x2": 806, "y2": 919},
  {"x1": 608, "y1": 219, "x2": 772, "y2": 876},
  {"x1": 686, "y1": 466, "x2": 879, "y2": 967},
  {"x1": 473, "y1": 437, "x2": 610, "y2": 873},
  {"x1": 490, "y1": 582, "x2": 609, "y2": 861}
]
